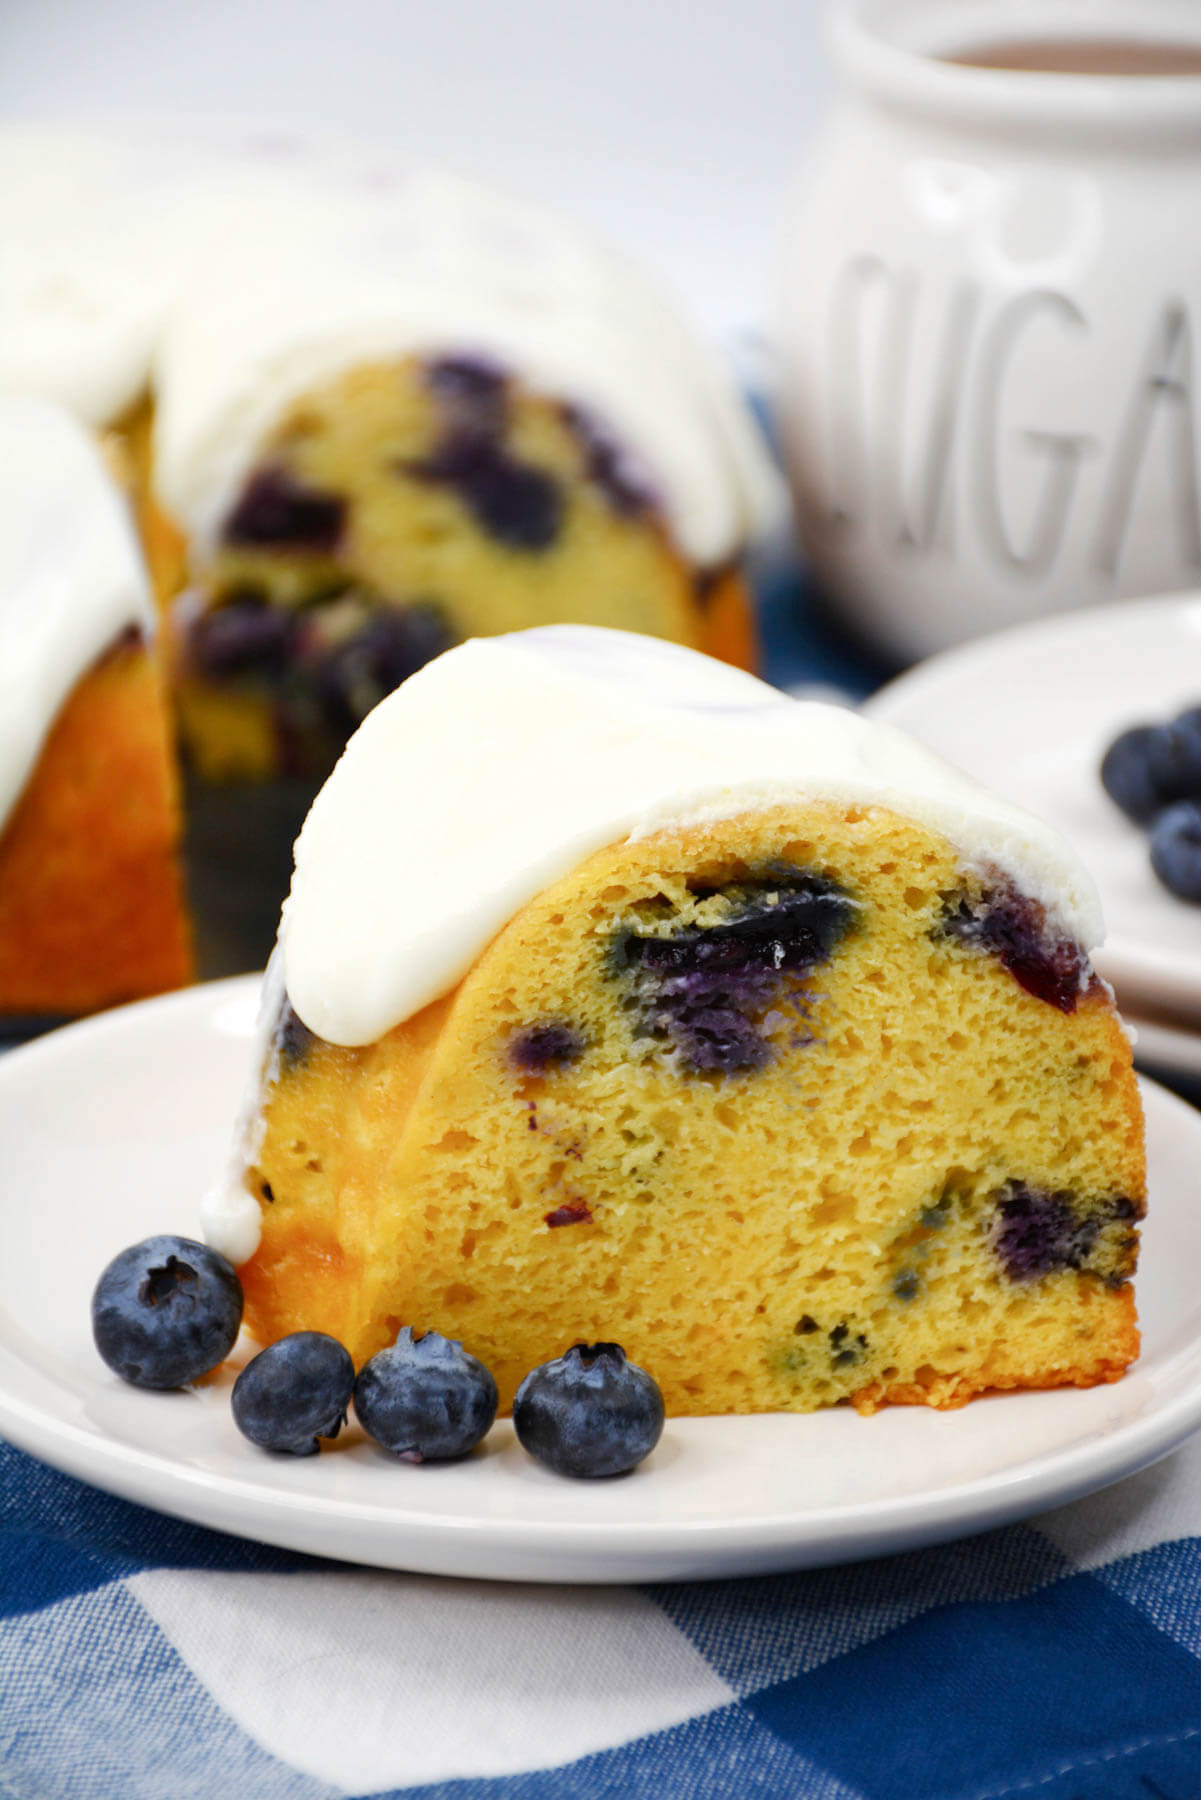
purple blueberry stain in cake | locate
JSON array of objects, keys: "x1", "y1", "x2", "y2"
[
  {"x1": 561, "y1": 403, "x2": 657, "y2": 520},
  {"x1": 407, "y1": 355, "x2": 564, "y2": 550},
  {"x1": 187, "y1": 595, "x2": 297, "y2": 678},
  {"x1": 544, "y1": 1198, "x2": 593, "y2": 1229},
  {"x1": 993, "y1": 1184, "x2": 1089, "y2": 1281},
  {"x1": 935, "y1": 872, "x2": 1090, "y2": 1012},
  {"x1": 891, "y1": 1268, "x2": 921, "y2": 1302},
  {"x1": 223, "y1": 467, "x2": 347, "y2": 552},
  {"x1": 314, "y1": 604, "x2": 455, "y2": 737},
  {"x1": 274, "y1": 1002, "x2": 317, "y2": 1071},
  {"x1": 425, "y1": 355, "x2": 509, "y2": 429},
  {"x1": 624, "y1": 938, "x2": 778, "y2": 1073},
  {"x1": 1102, "y1": 1197, "x2": 1142, "y2": 1285},
  {"x1": 463, "y1": 456, "x2": 563, "y2": 550},
  {"x1": 794, "y1": 1314, "x2": 820, "y2": 1335},
  {"x1": 991, "y1": 1181, "x2": 1139, "y2": 1285},
  {"x1": 407, "y1": 435, "x2": 564, "y2": 549},
  {"x1": 509, "y1": 1022, "x2": 586, "y2": 1074},
  {"x1": 613, "y1": 875, "x2": 857, "y2": 1076}
]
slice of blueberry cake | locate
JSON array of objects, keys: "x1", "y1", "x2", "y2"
[{"x1": 205, "y1": 627, "x2": 1143, "y2": 1416}]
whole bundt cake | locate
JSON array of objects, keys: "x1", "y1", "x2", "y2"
[{"x1": 0, "y1": 128, "x2": 779, "y2": 790}]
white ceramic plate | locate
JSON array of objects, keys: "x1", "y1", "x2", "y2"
[
  {"x1": 2, "y1": 977, "x2": 1199, "y2": 1584},
  {"x1": 865, "y1": 595, "x2": 1201, "y2": 1023},
  {"x1": 1128, "y1": 1010, "x2": 1201, "y2": 1082}
]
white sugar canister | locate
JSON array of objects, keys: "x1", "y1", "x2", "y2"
[{"x1": 778, "y1": 0, "x2": 1201, "y2": 661}]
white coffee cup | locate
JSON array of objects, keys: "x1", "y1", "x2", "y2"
[{"x1": 778, "y1": 0, "x2": 1201, "y2": 662}]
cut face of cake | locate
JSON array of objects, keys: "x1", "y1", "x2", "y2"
[
  {"x1": 0, "y1": 397, "x2": 191, "y2": 1016},
  {"x1": 149, "y1": 173, "x2": 777, "y2": 780},
  {"x1": 164, "y1": 354, "x2": 757, "y2": 782},
  {"x1": 206, "y1": 628, "x2": 1143, "y2": 1416}
]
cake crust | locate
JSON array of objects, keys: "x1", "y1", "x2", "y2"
[{"x1": 0, "y1": 637, "x2": 192, "y2": 1015}]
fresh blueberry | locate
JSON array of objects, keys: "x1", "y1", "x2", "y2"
[
  {"x1": 513, "y1": 1342, "x2": 664, "y2": 1479},
  {"x1": 354, "y1": 1328, "x2": 498, "y2": 1462},
  {"x1": 1147, "y1": 717, "x2": 1201, "y2": 806},
  {"x1": 232, "y1": 1332, "x2": 355, "y2": 1455},
  {"x1": 91, "y1": 1235, "x2": 243, "y2": 1390},
  {"x1": 1150, "y1": 800, "x2": 1201, "y2": 902},
  {"x1": 1099, "y1": 725, "x2": 1162, "y2": 823}
]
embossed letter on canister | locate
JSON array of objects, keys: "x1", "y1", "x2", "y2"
[{"x1": 778, "y1": 0, "x2": 1201, "y2": 660}]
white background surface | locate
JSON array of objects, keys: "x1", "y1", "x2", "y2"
[{"x1": 0, "y1": 0, "x2": 831, "y2": 337}]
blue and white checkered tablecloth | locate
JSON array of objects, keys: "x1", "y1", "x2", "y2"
[
  {"x1": 4, "y1": 581, "x2": 1199, "y2": 1799},
  {"x1": 2, "y1": 1430, "x2": 1198, "y2": 1799}
]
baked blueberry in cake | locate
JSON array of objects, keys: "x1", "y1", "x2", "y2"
[
  {"x1": 203, "y1": 626, "x2": 1143, "y2": 1416},
  {"x1": 611, "y1": 875, "x2": 857, "y2": 1075}
]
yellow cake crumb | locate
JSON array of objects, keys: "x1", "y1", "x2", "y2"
[{"x1": 235, "y1": 802, "x2": 1143, "y2": 1415}]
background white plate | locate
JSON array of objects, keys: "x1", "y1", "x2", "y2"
[
  {"x1": 1127, "y1": 1011, "x2": 1201, "y2": 1081},
  {"x1": 2, "y1": 978, "x2": 1199, "y2": 1584},
  {"x1": 865, "y1": 595, "x2": 1201, "y2": 1023}
]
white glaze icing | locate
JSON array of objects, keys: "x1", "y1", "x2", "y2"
[
  {"x1": 280, "y1": 625, "x2": 1105, "y2": 1048},
  {"x1": 200, "y1": 949, "x2": 287, "y2": 1265},
  {"x1": 0, "y1": 127, "x2": 209, "y2": 427},
  {"x1": 0, "y1": 128, "x2": 350, "y2": 427},
  {"x1": 0, "y1": 396, "x2": 154, "y2": 835},
  {"x1": 199, "y1": 1180, "x2": 263, "y2": 1268},
  {"x1": 151, "y1": 169, "x2": 784, "y2": 567}
]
